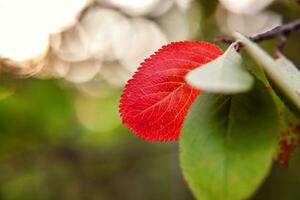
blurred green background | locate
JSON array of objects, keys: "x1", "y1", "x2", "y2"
[
  {"x1": 0, "y1": 0, "x2": 300, "y2": 200},
  {"x1": 0, "y1": 77, "x2": 193, "y2": 200}
]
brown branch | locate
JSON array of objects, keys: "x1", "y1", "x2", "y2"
[{"x1": 214, "y1": 18, "x2": 300, "y2": 47}]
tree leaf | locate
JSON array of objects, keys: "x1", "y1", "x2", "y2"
[
  {"x1": 186, "y1": 43, "x2": 254, "y2": 94},
  {"x1": 119, "y1": 41, "x2": 223, "y2": 141},
  {"x1": 234, "y1": 32, "x2": 300, "y2": 115},
  {"x1": 180, "y1": 81, "x2": 280, "y2": 200}
]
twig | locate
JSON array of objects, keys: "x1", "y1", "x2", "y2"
[{"x1": 214, "y1": 18, "x2": 300, "y2": 46}]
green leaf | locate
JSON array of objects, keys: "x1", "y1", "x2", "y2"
[
  {"x1": 186, "y1": 43, "x2": 254, "y2": 94},
  {"x1": 234, "y1": 32, "x2": 300, "y2": 115},
  {"x1": 180, "y1": 81, "x2": 280, "y2": 200}
]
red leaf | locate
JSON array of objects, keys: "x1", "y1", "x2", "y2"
[{"x1": 119, "y1": 41, "x2": 223, "y2": 141}]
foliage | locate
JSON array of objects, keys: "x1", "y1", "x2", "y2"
[{"x1": 120, "y1": 14, "x2": 300, "y2": 200}]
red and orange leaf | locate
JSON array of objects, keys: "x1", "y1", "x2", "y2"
[{"x1": 119, "y1": 41, "x2": 223, "y2": 141}]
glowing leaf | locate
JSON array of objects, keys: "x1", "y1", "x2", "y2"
[{"x1": 119, "y1": 41, "x2": 223, "y2": 141}]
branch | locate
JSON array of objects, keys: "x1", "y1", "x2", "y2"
[{"x1": 215, "y1": 18, "x2": 300, "y2": 47}]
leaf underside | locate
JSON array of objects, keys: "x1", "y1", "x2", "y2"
[
  {"x1": 119, "y1": 41, "x2": 223, "y2": 141},
  {"x1": 186, "y1": 43, "x2": 254, "y2": 94},
  {"x1": 180, "y1": 81, "x2": 280, "y2": 200}
]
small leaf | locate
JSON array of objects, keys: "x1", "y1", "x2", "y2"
[
  {"x1": 186, "y1": 43, "x2": 254, "y2": 94},
  {"x1": 234, "y1": 32, "x2": 300, "y2": 115},
  {"x1": 180, "y1": 81, "x2": 280, "y2": 200},
  {"x1": 119, "y1": 41, "x2": 223, "y2": 141}
]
